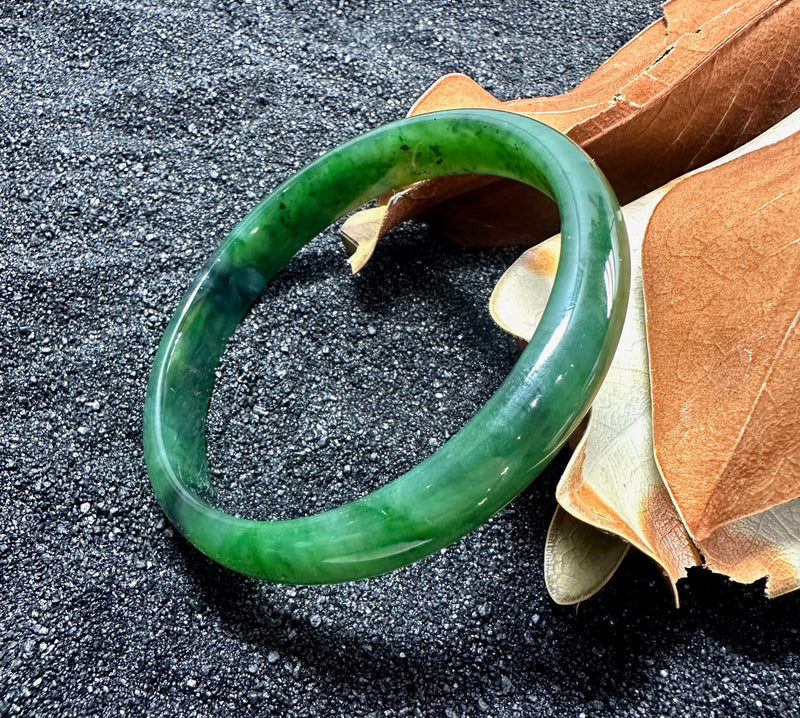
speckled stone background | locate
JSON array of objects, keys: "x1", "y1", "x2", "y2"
[{"x1": 3, "y1": 1, "x2": 800, "y2": 716}]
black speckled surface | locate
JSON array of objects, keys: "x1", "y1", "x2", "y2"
[{"x1": 2, "y1": 1, "x2": 799, "y2": 716}]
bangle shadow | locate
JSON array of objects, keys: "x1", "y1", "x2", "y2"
[{"x1": 172, "y1": 223, "x2": 800, "y2": 713}]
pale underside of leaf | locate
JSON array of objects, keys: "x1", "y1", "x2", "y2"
[
  {"x1": 544, "y1": 506, "x2": 630, "y2": 605},
  {"x1": 340, "y1": 205, "x2": 388, "y2": 274},
  {"x1": 489, "y1": 236, "x2": 560, "y2": 341}
]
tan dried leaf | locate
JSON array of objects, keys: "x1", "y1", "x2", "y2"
[
  {"x1": 341, "y1": 0, "x2": 800, "y2": 268},
  {"x1": 493, "y1": 108, "x2": 800, "y2": 600},
  {"x1": 643, "y1": 117, "x2": 800, "y2": 594},
  {"x1": 698, "y1": 500, "x2": 800, "y2": 598}
]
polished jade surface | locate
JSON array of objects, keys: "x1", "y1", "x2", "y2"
[{"x1": 143, "y1": 109, "x2": 630, "y2": 584}]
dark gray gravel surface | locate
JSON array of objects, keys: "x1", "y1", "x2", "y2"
[{"x1": 3, "y1": 1, "x2": 800, "y2": 716}]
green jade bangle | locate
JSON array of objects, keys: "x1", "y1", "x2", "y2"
[{"x1": 143, "y1": 109, "x2": 630, "y2": 584}]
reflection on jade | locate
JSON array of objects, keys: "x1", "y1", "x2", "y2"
[{"x1": 143, "y1": 109, "x2": 630, "y2": 584}]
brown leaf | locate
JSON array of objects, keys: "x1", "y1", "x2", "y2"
[
  {"x1": 340, "y1": 0, "x2": 800, "y2": 267},
  {"x1": 643, "y1": 129, "x2": 800, "y2": 543},
  {"x1": 698, "y1": 500, "x2": 800, "y2": 597},
  {"x1": 494, "y1": 109, "x2": 800, "y2": 599}
]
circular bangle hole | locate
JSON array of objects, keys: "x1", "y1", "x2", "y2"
[{"x1": 206, "y1": 221, "x2": 522, "y2": 521}]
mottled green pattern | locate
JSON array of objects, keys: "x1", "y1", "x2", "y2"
[{"x1": 143, "y1": 109, "x2": 629, "y2": 583}]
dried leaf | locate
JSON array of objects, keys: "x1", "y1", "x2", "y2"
[
  {"x1": 643, "y1": 116, "x2": 800, "y2": 592},
  {"x1": 492, "y1": 187, "x2": 700, "y2": 603},
  {"x1": 340, "y1": 205, "x2": 388, "y2": 273},
  {"x1": 493, "y1": 108, "x2": 800, "y2": 600},
  {"x1": 489, "y1": 235, "x2": 561, "y2": 341},
  {"x1": 544, "y1": 506, "x2": 630, "y2": 605},
  {"x1": 698, "y1": 500, "x2": 800, "y2": 598},
  {"x1": 341, "y1": 0, "x2": 800, "y2": 267}
]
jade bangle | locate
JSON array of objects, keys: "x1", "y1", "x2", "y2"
[{"x1": 143, "y1": 109, "x2": 629, "y2": 584}]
